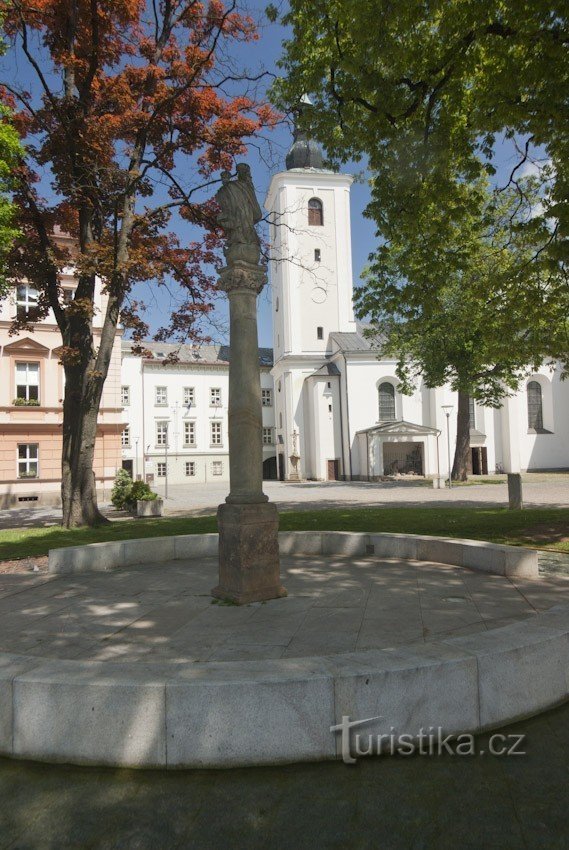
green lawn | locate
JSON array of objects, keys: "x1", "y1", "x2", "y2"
[{"x1": 1, "y1": 506, "x2": 568, "y2": 560}]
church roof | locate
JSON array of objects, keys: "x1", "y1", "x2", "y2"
[
  {"x1": 329, "y1": 326, "x2": 387, "y2": 353},
  {"x1": 307, "y1": 362, "x2": 341, "y2": 378},
  {"x1": 121, "y1": 340, "x2": 273, "y2": 368}
]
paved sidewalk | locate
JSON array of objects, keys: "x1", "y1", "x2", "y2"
[
  {"x1": 1, "y1": 474, "x2": 568, "y2": 529},
  {"x1": 0, "y1": 701, "x2": 568, "y2": 849},
  {"x1": 0, "y1": 555, "x2": 566, "y2": 663}
]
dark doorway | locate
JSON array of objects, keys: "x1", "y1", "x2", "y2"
[
  {"x1": 263, "y1": 456, "x2": 278, "y2": 480},
  {"x1": 277, "y1": 452, "x2": 285, "y2": 482},
  {"x1": 122, "y1": 459, "x2": 133, "y2": 476},
  {"x1": 471, "y1": 447, "x2": 488, "y2": 475},
  {"x1": 327, "y1": 459, "x2": 340, "y2": 481},
  {"x1": 382, "y1": 442, "x2": 424, "y2": 476}
]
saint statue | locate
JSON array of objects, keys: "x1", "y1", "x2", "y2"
[{"x1": 215, "y1": 163, "x2": 263, "y2": 267}]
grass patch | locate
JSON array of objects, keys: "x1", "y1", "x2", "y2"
[{"x1": 1, "y1": 506, "x2": 568, "y2": 561}]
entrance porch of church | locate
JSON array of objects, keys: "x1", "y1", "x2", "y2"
[{"x1": 382, "y1": 442, "x2": 424, "y2": 476}]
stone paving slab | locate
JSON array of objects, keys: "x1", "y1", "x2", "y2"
[{"x1": 0, "y1": 555, "x2": 567, "y2": 664}]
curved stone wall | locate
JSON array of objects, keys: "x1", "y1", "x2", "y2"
[
  {"x1": 48, "y1": 531, "x2": 539, "y2": 579},
  {"x1": 0, "y1": 604, "x2": 567, "y2": 768}
]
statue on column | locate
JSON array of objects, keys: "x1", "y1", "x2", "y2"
[{"x1": 215, "y1": 164, "x2": 263, "y2": 268}]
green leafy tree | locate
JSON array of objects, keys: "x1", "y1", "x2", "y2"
[
  {"x1": 0, "y1": 23, "x2": 22, "y2": 289},
  {"x1": 359, "y1": 177, "x2": 566, "y2": 478},
  {"x1": 271, "y1": 0, "x2": 569, "y2": 362}
]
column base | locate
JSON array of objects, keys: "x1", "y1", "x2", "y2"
[
  {"x1": 212, "y1": 502, "x2": 286, "y2": 604},
  {"x1": 507, "y1": 473, "x2": 523, "y2": 510}
]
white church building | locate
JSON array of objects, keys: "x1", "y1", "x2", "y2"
[{"x1": 120, "y1": 131, "x2": 569, "y2": 486}]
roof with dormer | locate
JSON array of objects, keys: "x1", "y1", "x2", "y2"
[{"x1": 121, "y1": 340, "x2": 273, "y2": 368}]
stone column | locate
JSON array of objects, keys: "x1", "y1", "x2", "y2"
[{"x1": 211, "y1": 262, "x2": 286, "y2": 604}]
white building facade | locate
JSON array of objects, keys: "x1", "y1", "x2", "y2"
[
  {"x1": 119, "y1": 133, "x2": 569, "y2": 486},
  {"x1": 120, "y1": 342, "x2": 276, "y2": 487},
  {"x1": 263, "y1": 131, "x2": 569, "y2": 482}
]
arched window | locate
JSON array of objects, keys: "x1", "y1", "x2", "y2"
[
  {"x1": 378, "y1": 382, "x2": 396, "y2": 421},
  {"x1": 468, "y1": 397, "x2": 476, "y2": 429},
  {"x1": 308, "y1": 197, "x2": 323, "y2": 226},
  {"x1": 527, "y1": 381, "x2": 544, "y2": 431}
]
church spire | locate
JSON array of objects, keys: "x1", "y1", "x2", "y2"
[{"x1": 285, "y1": 94, "x2": 325, "y2": 170}]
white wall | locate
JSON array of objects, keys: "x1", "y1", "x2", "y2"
[{"x1": 121, "y1": 353, "x2": 276, "y2": 486}]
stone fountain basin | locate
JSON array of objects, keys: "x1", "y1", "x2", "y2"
[{"x1": 0, "y1": 532, "x2": 565, "y2": 769}]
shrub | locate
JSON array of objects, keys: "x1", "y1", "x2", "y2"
[
  {"x1": 126, "y1": 479, "x2": 158, "y2": 508},
  {"x1": 111, "y1": 468, "x2": 133, "y2": 510}
]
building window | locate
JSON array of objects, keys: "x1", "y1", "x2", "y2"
[
  {"x1": 156, "y1": 420, "x2": 169, "y2": 447},
  {"x1": 157, "y1": 462, "x2": 167, "y2": 477},
  {"x1": 317, "y1": 326, "x2": 324, "y2": 340},
  {"x1": 62, "y1": 288, "x2": 76, "y2": 304},
  {"x1": 314, "y1": 248, "x2": 321, "y2": 262},
  {"x1": 16, "y1": 285, "x2": 39, "y2": 321},
  {"x1": 185, "y1": 461, "x2": 196, "y2": 477},
  {"x1": 275, "y1": 297, "x2": 279, "y2": 312},
  {"x1": 18, "y1": 443, "x2": 39, "y2": 478},
  {"x1": 262, "y1": 388, "x2": 273, "y2": 407},
  {"x1": 262, "y1": 427, "x2": 274, "y2": 445},
  {"x1": 121, "y1": 426, "x2": 130, "y2": 447},
  {"x1": 469, "y1": 397, "x2": 476, "y2": 429},
  {"x1": 155, "y1": 386, "x2": 167, "y2": 406},
  {"x1": 308, "y1": 197, "x2": 324, "y2": 227},
  {"x1": 378, "y1": 382, "x2": 396, "y2": 422},
  {"x1": 184, "y1": 420, "x2": 196, "y2": 447},
  {"x1": 15, "y1": 362, "x2": 40, "y2": 403},
  {"x1": 184, "y1": 387, "x2": 195, "y2": 406},
  {"x1": 121, "y1": 386, "x2": 130, "y2": 406},
  {"x1": 210, "y1": 421, "x2": 222, "y2": 446},
  {"x1": 210, "y1": 387, "x2": 222, "y2": 406},
  {"x1": 527, "y1": 381, "x2": 544, "y2": 431},
  {"x1": 212, "y1": 461, "x2": 223, "y2": 476}
]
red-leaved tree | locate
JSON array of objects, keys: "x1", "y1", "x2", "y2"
[{"x1": 1, "y1": 0, "x2": 275, "y2": 527}]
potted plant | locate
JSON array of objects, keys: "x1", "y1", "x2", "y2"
[{"x1": 128, "y1": 480, "x2": 163, "y2": 517}]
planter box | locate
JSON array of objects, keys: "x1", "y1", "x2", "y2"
[{"x1": 136, "y1": 498, "x2": 163, "y2": 518}]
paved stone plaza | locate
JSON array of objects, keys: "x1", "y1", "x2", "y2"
[{"x1": 0, "y1": 554, "x2": 567, "y2": 664}]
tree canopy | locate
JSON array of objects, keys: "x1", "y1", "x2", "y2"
[
  {"x1": 271, "y1": 0, "x2": 569, "y2": 365},
  {"x1": 0, "y1": 0, "x2": 275, "y2": 526}
]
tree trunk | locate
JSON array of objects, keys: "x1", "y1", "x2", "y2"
[
  {"x1": 451, "y1": 390, "x2": 471, "y2": 482},
  {"x1": 60, "y1": 298, "x2": 118, "y2": 528},
  {"x1": 61, "y1": 363, "x2": 109, "y2": 528}
]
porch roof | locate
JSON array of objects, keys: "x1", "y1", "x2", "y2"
[{"x1": 356, "y1": 419, "x2": 441, "y2": 437}]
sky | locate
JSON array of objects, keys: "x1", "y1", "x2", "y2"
[{"x1": 1, "y1": 2, "x2": 547, "y2": 351}]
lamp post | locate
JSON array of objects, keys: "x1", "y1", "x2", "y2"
[
  {"x1": 164, "y1": 421, "x2": 168, "y2": 500},
  {"x1": 441, "y1": 404, "x2": 453, "y2": 489}
]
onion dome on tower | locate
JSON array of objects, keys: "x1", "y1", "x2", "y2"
[{"x1": 285, "y1": 94, "x2": 325, "y2": 170}]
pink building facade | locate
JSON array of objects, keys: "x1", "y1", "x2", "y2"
[{"x1": 0, "y1": 260, "x2": 124, "y2": 508}]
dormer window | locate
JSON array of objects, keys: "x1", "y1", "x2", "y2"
[{"x1": 308, "y1": 198, "x2": 323, "y2": 226}]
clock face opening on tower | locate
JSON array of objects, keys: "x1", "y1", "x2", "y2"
[{"x1": 311, "y1": 287, "x2": 327, "y2": 304}]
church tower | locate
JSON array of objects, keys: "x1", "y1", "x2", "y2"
[
  {"x1": 265, "y1": 102, "x2": 355, "y2": 480},
  {"x1": 265, "y1": 102, "x2": 355, "y2": 364}
]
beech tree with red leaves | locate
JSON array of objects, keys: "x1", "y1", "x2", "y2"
[{"x1": 1, "y1": 0, "x2": 275, "y2": 527}]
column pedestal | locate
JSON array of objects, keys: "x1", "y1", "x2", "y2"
[{"x1": 213, "y1": 502, "x2": 286, "y2": 604}]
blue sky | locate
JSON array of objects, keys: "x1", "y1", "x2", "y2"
[{"x1": 1, "y1": 3, "x2": 545, "y2": 350}]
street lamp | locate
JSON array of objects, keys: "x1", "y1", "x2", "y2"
[
  {"x1": 441, "y1": 404, "x2": 454, "y2": 489},
  {"x1": 164, "y1": 421, "x2": 169, "y2": 500}
]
